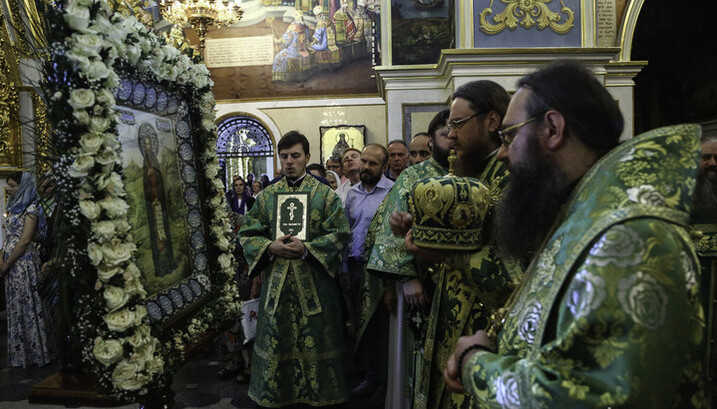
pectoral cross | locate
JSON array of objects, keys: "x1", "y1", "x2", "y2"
[
  {"x1": 287, "y1": 202, "x2": 297, "y2": 220},
  {"x1": 448, "y1": 149, "x2": 457, "y2": 176}
]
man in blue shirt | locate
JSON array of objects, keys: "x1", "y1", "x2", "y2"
[{"x1": 342, "y1": 143, "x2": 395, "y2": 405}]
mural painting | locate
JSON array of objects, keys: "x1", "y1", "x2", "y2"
[
  {"x1": 391, "y1": 0, "x2": 453, "y2": 65},
  {"x1": 202, "y1": 1, "x2": 380, "y2": 100}
]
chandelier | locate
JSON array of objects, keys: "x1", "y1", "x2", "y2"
[{"x1": 160, "y1": 0, "x2": 243, "y2": 55}]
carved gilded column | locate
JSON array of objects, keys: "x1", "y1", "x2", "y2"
[{"x1": 0, "y1": 13, "x2": 23, "y2": 173}]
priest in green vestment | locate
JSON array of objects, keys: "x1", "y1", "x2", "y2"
[
  {"x1": 447, "y1": 61, "x2": 708, "y2": 409},
  {"x1": 361, "y1": 110, "x2": 452, "y2": 408},
  {"x1": 690, "y1": 135, "x2": 717, "y2": 406},
  {"x1": 403, "y1": 81, "x2": 521, "y2": 409},
  {"x1": 240, "y1": 131, "x2": 350, "y2": 408}
]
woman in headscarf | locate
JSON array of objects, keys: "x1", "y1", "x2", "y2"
[
  {"x1": 325, "y1": 170, "x2": 340, "y2": 191},
  {"x1": 226, "y1": 176, "x2": 255, "y2": 216},
  {"x1": 0, "y1": 171, "x2": 51, "y2": 367}
]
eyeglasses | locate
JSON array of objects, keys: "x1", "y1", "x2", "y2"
[
  {"x1": 446, "y1": 112, "x2": 481, "y2": 131},
  {"x1": 497, "y1": 117, "x2": 539, "y2": 147}
]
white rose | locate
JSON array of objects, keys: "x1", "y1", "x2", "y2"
[
  {"x1": 101, "y1": 132, "x2": 120, "y2": 150},
  {"x1": 95, "y1": 88, "x2": 115, "y2": 107},
  {"x1": 85, "y1": 60, "x2": 110, "y2": 80},
  {"x1": 145, "y1": 357, "x2": 164, "y2": 374},
  {"x1": 104, "y1": 308, "x2": 137, "y2": 332},
  {"x1": 101, "y1": 238, "x2": 134, "y2": 266},
  {"x1": 113, "y1": 219, "x2": 131, "y2": 235},
  {"x1": 79, "y1": 199, "x2": 102, "y2": 220},
  {"x1": 104, "y1": 71, "x2": 120, "y2": 89},
  {"x1": 68, "y1": 89, "x2": 95, "y2": 110},
  {"x1": 217, "y1": 253, "x2": 232, "y2": 269},
  {"x1": 89, "y1": 116, "x2": 111, "y2": 133},
  {"x1": 87, "y1": 241, "x2": 103, "y2": 265},
  {"x1": 66, "y1": 49, "x2": 91, "y2": 70},
  {"x1": 96, "y1": 171, "x2": 124, "y2": 193},
  {"x1": 124, "y1": 272, "x2": 147, "y2": 297},
  {"x1": 93, "y1": 338, "x2": 124, "y2": 366},
  {"x1": 92, "y1": 220, "x2": 116, "y2": 241},
  {"x1": 79, "y1": 132, "x2": 103, "y2": 154},
  {"x1": 134, "y1": 305, "x2": 148, "y2": 326},
  {"x1": 74, "y1": 110, "x2": 91, "y2": 125},
  {"x1": 64, "y1": 3, "x2": 91, "y2": 31},
  {"x1": 124, "y1": 262, "x2": 141, "y2": 279},
  {"x1": 95, "y1": 147, "x2": 119, "y2": 168},
  {"x1": 104, "y1": 285, "x2": 130, "y2": 311},
  {"x1": 125, "y1": 326, "x2": 150, "y2": 348},
  {"x1": 68, "y1": 154, "x2": 95, "y2": 178},
  {"x1": 216, "y1": 235, "x2": 230, "y2": 252},
  {"x1": 97, "y1": 265, "x2": 121, "y2": 281},
  {"x1": 73, "y1": 33, "x2": 104, "y2": 56},
  {"x1": 99, "y1": 196, "x2": 129, "y2": 218},
  {"x1": 111, "y1": 359, "x2": 143, "y2": 390}
]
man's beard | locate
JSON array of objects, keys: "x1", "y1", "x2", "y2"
[
  {"x1": 433, "y1": 143, "x2": 450, "y2": 169},
  {"x1": 494, "y1": 138, "x2": 573, "y2": 259},
  {"x1": 360, "y1": 169, "x2": 381, "y2": 186},
  {"x1": 692, "y1": 172, "x2": 717, "y2": 221}
]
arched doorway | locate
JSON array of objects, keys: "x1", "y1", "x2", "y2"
[{"x1": 216, "y1": 115, "x2": 275, "y2": 189}]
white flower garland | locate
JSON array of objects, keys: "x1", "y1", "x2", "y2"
[{"x1": 50, "y1": 0, "x2": 241, "y2": 397}]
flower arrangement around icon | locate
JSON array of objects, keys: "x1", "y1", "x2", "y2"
[{"x1": 38, "y1": 0, "x2": 241, "y2": 400}]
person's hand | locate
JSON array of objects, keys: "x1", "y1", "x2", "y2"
[
  {"x1": 339, "y1": 274, "x2": 351, "y2": 294},
  {"x1": 268, "y1": 235, "x2": 305, "y2": 259},
  {"x1": 402, "y1": 278, "x2": 429, "y2": 309},
  {"x1": 383, "y1": 288, "x2": 397, "y2": 315},
  {"x1": 444, "y1": 330, "x2": 492, "y2": 393},
  {"x1": 405, "y1": 230, "x2": 449, "y2": 263},
  {"x1": 389, "y1": 211, "x2": 413, "y2": 238}
]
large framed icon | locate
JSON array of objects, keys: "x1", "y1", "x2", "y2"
[{"x1": 319, "y1": 125, "x2": 366, "y2": 164}]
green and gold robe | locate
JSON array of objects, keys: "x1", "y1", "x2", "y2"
[
  {"x1": 463, "y1": 125, "x2": 708, "y2": 408},
  {"x1": 416, "y1": 154, "x2": 521, "y2": 409},
  {"x1": 691, "y1": 206, "x2": 717, "y2": 406},
  {"x1": 362, "y1": 158, "x2": 449, "y2": 404},
  {"x1": 239, "y1": 175, "x2": 350, "y2": 408}
]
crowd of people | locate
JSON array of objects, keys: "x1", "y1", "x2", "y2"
[
  {"x1": 3, "y1": 60, "x2": 714, "y2": 409},
  {"x1": 224, "y1": 59, "x2": 715, "y2": 409}
]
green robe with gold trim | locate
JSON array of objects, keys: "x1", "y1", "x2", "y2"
[
  {"x1": 416, "y1": 154, "x2": 521, "y2": 409},
  {"x1": 362, "y1": 158, "x2": 449, "y2": 403},
  {"x1": 691, "y1": 211, "x2": 717, "y2": 406},
  {"x1": 463, "y1": 125, "x2": 708, "y2": 409},
  {"x1": 239, "y1": 175, "x2": 350, "y2": 408}
]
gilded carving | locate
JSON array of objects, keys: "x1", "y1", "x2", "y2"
[
  {"x1": 479, "y1": 0, "x2": 575, "y2": 35},
  {"x1": 0, "y1": 13, "x2": 23, "y2": 170},
  {"x1": 32, "y1": 92, "x2": 50, "y2": 175}
]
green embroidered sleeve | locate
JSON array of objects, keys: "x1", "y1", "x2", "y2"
[{"x1": 464, "y1": 219, "x2": 706, "y2": 409}]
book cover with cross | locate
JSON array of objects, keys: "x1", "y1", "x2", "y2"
[{"x1": 274, "y1": 192, "x2": 310, "y2": 241}]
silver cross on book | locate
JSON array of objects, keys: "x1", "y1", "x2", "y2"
[{"x1": 274, "y1": 192, "x2": 310, "y2": 240}]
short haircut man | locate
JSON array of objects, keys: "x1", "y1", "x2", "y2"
[
  {"x1": 409, "y1": 132, "x2": 431, "y2": 166},
  {"x1": 385, "y1": 139, "x2": 409, "y2": 181},
  {"x1": 240, "y1": 130, "x2": 351, "y2": 407},
  {"x1": 326, "y1": 156, "x2": 343, "y2": 177},
  {"x1": 447, "y1": 60, "x2": 705, "y2": 409},
  {"x1": 345, "y1": 143, "x2": 394, "y2": 401}
]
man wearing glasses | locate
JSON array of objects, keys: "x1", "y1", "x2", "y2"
[
  {"x1": 444, "y1": 60, "x2": 706, "y2": 408},
  {"x1": 394, "y1": 80, "x2": 523, "y2": 409}
]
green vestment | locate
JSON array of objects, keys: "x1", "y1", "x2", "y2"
[
  {"x1": 463, "y1": 125, "x2": 708, "y2": 409},
  {"x1": 416, "y1": 154, "x2": 522, "y2": 409},
  {"x1": 239, "y1": 175, "x2": 350, "y2": 408},
  {"x1": 362, "y1": 158, "x2": 449, "y2": 402},
  {"x1": 691, "y1": 207, "x2": 717, "y2": 406}
]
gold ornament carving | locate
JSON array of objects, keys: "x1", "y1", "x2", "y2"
[
  {"x1": 2, "y1": 0, "x2": 47, "y2": 57},
  {"x1": 0, "y1": 13, "x2": 23, "y2": 171},
  {"x1": 479, "y1": 0, "x2": 575, "y2": 35},
  {"x1": 32, "y1": 92, "x2": 51, "y2": 175}
]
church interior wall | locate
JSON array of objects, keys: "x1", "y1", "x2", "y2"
[{"x1": 215, "y1": 97, "x2": 386, "y2": 169}]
